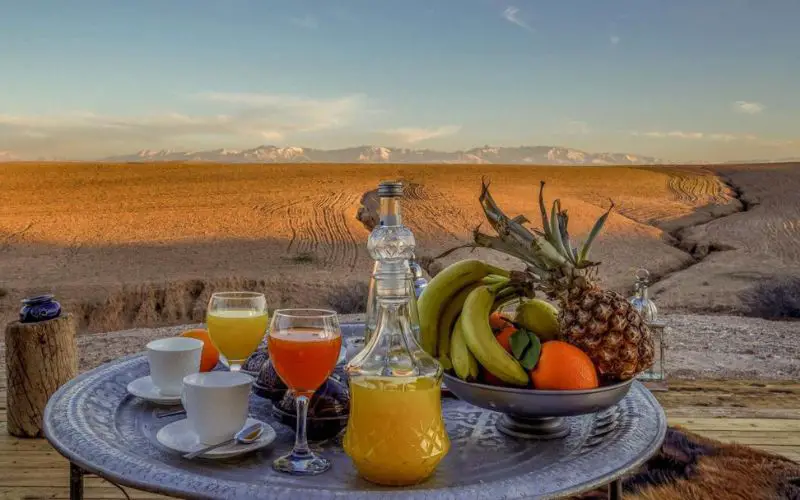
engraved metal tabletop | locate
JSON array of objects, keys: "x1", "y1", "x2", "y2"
[
  {"x1": 44, "y1": 353, "x2": 666, "y2": 500},
  {"x1": 46, "y1": 320, "x2": 666, "y2": 499}
]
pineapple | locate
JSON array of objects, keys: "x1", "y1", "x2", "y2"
[{"x1": 471, "y1": 179, "x2": 654, "y2": 381}]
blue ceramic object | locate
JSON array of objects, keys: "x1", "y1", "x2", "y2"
[{"x1": 20, "y1": 294, "x2": 61, "y2": 323}]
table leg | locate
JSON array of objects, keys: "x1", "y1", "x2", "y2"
[
  {"x1": 70, "y1": 462, "x2": 84, "y2": 500},
  {"x1": 608, "y1": 478, "x2": 623, "y2": 500}
]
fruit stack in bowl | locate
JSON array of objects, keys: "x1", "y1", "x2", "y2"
[
  {"x1": 419, "y1": 180, "x2": 654, "y2": 397},
  {"x1": 483, "y1": 307, "x2": 599, "y2": 390}
]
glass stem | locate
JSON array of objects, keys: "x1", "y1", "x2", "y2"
[{"x1": 292, "y1": 395, "x2": 311, "y2": 458}]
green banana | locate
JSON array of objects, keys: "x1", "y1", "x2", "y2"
[
  {"x1": 418, "y1": 259, "x2": 510, "y2": 357},
  {"x1": 461, "y1": 284, "x2": 529, "y2": 386},
  {"x1": 483, "y1": 274, "x2": 509, "y2": 284},
  {"x1": 437, "y1": 277, "x2": 509, "y2": 368},
  {"x1": 451, "y1": 315, "x2": 479, "y2": 381}
]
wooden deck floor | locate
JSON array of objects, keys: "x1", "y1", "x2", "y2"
[{"x1": 1, "y1": 374, "x2": 798, "y2": 499}]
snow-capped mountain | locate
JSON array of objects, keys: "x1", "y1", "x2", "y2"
[
  {"x1": 102, "y1": 145, "x2": 666, "y2": 165},
  {"x1": 0, "y1": 151, "x2": 20, "y2": 162}
]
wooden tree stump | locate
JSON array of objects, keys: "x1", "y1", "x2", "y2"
[{"x1": 5, "y1": 314, "x2": 78, "y2": 437}]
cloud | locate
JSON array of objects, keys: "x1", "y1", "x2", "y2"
[
  {"x1": 610, "y1": 35, "x2": 620, "y2": 45},
  {"x1": 381, "y1": 125, "x2": 461, "y2": 144},
  {"x1": 667, "y1": 131, "x2": 704, "y2": 139},
  {"x1": 733, "y1": 101, "x2": 764, "y2": 114},
  {"x1": 502, "y1": 6, "x2": 533, "y2": 32},
  {"x1": 631, "y1": 130, "x2": 793, "y2": 146},
  {"x1": 565, "y1": 120, "x2": 590, "y2": 135},
  {"x1": 0, "y1": 92, "x2": 370, "y2": 158},
  {"x1": 193, "y1": 92, "x2": 366, "y2": 131},
  {"x1": 707, "y1": 133, "x2": 737, "y2": 142},
  {"x1": 632, "y1": 131, "x2": 727, "y2": 140},
  {"x1": 289, "y1": 16, "x2": 318, "y2": 29}
]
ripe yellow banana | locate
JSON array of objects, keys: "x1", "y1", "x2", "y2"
[
  {"x1": 418, "y1": 259, "x2": 509, "y2": 357},
  {"x1": 451, "y1": 315, "x2": 479, "y2": 381},
  {"x1": 437, "y1": 277, "x2": 510, "y2": 368},
  {"x1": 461, "y1": 285, "x2": 529, "y2": 386}
]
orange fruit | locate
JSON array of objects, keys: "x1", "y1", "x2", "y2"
[
  {"x1": 489, "y1": 311, "x2": 511, "y2": 331},
  {"x1": 495, "y1": 325, "x2": 517, "y2": 353},
  {"x1": 530, "y1": 341, "x2": 599, "y2": 390},
  {"x1": 181, "y1": 329, "x2": 220, "y2": 372}
]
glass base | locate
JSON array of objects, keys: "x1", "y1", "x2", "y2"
[
  {"x1": 272, "y1": 451, "x2": 331, "y2": 476},
  {"x1": 221, "y1": 355, "x2": 243, "y2": 372}
]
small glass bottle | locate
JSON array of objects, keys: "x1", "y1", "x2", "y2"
[
  {"x1": 629, "y1": 269, "x2": 665, "y2": 382},
  {"x1": 343, "y1": 219, "x2": 449, "y2": 486},
  {"x1": 364, "y1": 181, "x2": 420, "y2": 345},
  {"x1": 629, "y1": 269, "x2": 658, "y2": 323}
]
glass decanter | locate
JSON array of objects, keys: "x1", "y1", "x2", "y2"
[{"x1": 343, "y1": 249, "x2": 449, "y2": 485}]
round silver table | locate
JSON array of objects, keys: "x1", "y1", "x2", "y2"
[{"x1": 44, "y1": 354, "x2": 666, "y2": 500}]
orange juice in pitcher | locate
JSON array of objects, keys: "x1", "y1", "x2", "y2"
[{"x1": 343, "y1": 375, "x2": 448, "y2": 485}]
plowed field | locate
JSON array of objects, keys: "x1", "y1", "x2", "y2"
[{"x1": 5, "y1": 161, "x2": 791, "y2": 333}]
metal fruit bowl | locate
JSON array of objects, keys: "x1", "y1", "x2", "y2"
[{"x1": 443, "y1": 373, "x2": 634, "y2": 440}]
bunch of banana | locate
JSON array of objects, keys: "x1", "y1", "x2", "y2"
[
  {"x1": 457, "y1": 283, "x2": 529, "y2": 385},
  {"x1": 417, "y1": 259, "x2": 530, "y2": 386},
  {"x1": 435, "y1": 273, "x2": 508, "y2": 370},
  {"x1": 417, "y1": 259, "x2": 510, "y2": 358}
]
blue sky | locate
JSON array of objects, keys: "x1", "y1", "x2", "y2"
[{"x1": 1, "y1": 0, "x2": 799, "y2": 161}]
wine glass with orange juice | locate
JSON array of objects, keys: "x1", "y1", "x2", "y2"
[
  {"x1": 267, "y1": 309, "x2": 342, "y2": 475},
  {"x1": 206, "y1": 292, "x2": 269, "y2": 372}
]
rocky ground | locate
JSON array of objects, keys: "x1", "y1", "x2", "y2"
[
  {"x1": 659, "y1": 314, "x2": 798, "y2": 380},
  {"x1": 3, "y1": 313, "x2": 795, "y2": 381}
]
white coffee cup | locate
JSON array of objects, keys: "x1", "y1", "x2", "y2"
[
  {"x1": 146, "y1": 337, "x2": 203, "y2": 396},
  {"x1": 181, "y1": 371, "x2": 254, "y2": 445}
]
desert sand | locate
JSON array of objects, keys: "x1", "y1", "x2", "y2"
[{"x1": 1, "y1": 162, "x2": 798, "y2": 334}]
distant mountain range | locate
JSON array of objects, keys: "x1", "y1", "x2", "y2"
[
  {"x1": 100, "y1": 145, "x2": 666, "y2": 165},
  {"x1": 3, "y1": 145, "x2": 796, "y2": 165}
]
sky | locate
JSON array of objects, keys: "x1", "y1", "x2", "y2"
[{"x1": 1, "y1": 0, "x2": 799, "y2": 162}]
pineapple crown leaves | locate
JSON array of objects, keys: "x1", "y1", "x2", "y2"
[{"x1": 474, "y1": 178, "x2": 614, "y2": 275}]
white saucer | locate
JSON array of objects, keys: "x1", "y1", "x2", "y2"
[
  {"x1": 156, "y1": 417, "x2": 276, "y2": 459},
  {"x1": 126, "y1": 376, "x2": 182, "y2": 405}
]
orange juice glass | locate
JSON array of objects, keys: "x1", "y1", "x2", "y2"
[
  {"x1": 267, "y1": 309, "x2": 342, "y2": 476},
  {"x1": 206, "y1": 291, "x2": 268, "y2": 371},
  {"x1": 269, "y1": 329, "x2": 342, "y2": 396}
]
